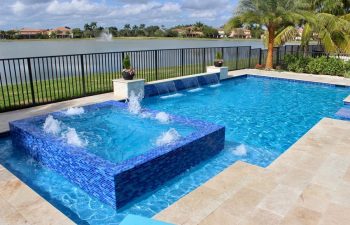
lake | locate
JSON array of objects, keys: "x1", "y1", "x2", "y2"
[{"x1": 0, "y1": 39, "x2": 264, "y2": 58}]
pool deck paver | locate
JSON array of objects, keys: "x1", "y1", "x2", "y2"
[
  {"x1": 0, "y1": 69, "x2": 349, "y2": 225},
  {"x1": 154, "y1": 118, "x2": 350, "y2": 225},
  {"x1": 0, "y1": 165, "x2": 75, "y2": 225}
]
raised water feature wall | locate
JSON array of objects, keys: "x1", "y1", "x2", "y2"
[
  {"x1": 9, "y1": 101, "x2": 225, "y2": 209},
  {"x1": 145, "y1": 72, "x2": 220, "y2": 97}
]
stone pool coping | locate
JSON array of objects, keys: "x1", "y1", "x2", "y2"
[{"x1": 0, "y1": 69, "x2": 350, "y2": 224}]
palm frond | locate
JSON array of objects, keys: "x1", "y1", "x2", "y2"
[
  {"x1": 274, "y1": 26, "x2": 298, "y2": 46},
  {"x1": 301, "y1": 23, "x2": 313, "y2": 47}
]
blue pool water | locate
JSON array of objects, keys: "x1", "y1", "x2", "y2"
[
  {"x1": 0, "y1": 76, "x2": 349, "y2": 224},
  {"x1": 25, "y1": 104, "x2": 194, "y2": 164}
]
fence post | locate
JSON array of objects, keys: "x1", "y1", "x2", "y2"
[
  {"x1": 155, "y1": 50, "x2": 158, "y2": 80},
  {"x1": 235, "y1": 47, "x2": 239, "y2": 70},
  {"x1": 181, "y1": 49, "x2": 184, "y2": 76},
  {"x1": 259, "y1": 48, "x2": 262, "y2": 65},
  {"x1": 221, "y1": 47, "x2": 224, "y2": 61},
  {"x1": 202, "y1": 48, "x2": 206, "y2": 72},
  {"x1": 80, "y1": 55, "x2": 86, "y2": 96},
  {"x1": 248, "y1": 46, "x2": 252, "y2": 68},
  {"x1": 296, "y1": 45, "x2": 300, "y2": 57},
  {"x1": 27, "y1": 58, "x2": 36, "y2": 105},
  {"x1": 276, "y1": 47, "x2": 280, "y2": 66}
]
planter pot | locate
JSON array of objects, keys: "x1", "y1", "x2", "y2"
[
  {"x1": 122, "y1": 71, "x2": 135, "y2": 80},
  {"x1": 214, "y1": 60, "x2": 224, "y2": 67}
]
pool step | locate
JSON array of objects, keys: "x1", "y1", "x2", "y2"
[
  {"x1": 120, "y1": 215, "x2": 174, "y2": 225},
  {"x1": 335, "y1": 106, "x2": 350, "y2": 120},
  {"x1": 154, "y1": 161, "x2": 265, "y2": 225}
]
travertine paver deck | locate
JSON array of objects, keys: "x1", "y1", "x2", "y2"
[
  {"x1": 154, "y1": 118, "x2": 350, "y2": 225},
  {"x1": 0, "y1": 164, "x2": 75, "y2": 225}
]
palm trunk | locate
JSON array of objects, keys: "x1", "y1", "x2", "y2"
[{"x1": 266, "y1": 25, "x2": 275, "y2": 69}]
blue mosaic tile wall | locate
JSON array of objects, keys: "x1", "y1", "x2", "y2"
[
  {"x1": 10, "y1": 101, "x2": 225, "y2": 209},
  {"x1": 144, "y1": 73, "x2": 220, "y2": 97}
]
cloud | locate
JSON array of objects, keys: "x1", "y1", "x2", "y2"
[
  {"x1": 11, "y1": 1, "x2": 26, "y2": 15},
  {"x1": 0, "y1": 0, "x2": 237, "y2": 30},
  {"x1": 182, "y1": 0, "x2": 231, "y2": 10},
  {"x1": 160, "y1": 2, "x2": 181, "y2": 13},
  {"x1": 46, "y1": 0, "x2": 105, "y2": 15}
]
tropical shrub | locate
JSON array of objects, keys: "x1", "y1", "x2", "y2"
[
  {"x1": 283, "y1": 54, "x2": 349, "y2": 77},
  {"x1": 344, "y1": 61, "x2": 350, "y2": 78},
  {"x1": 283, "y1": 55, "x2": 311, "y2": 73},
  {"x1": 319, "y1": 57, "x2": 345, "y2": 75},
  {"x1": 306, "y1": 56, "x2": 329, "y2": 74}
]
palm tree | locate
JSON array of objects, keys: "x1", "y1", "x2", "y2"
[
  {"x1": 229, "y1": 0, "x2": 304, "y2": 69},
  {"x1": 298, "y1": 0, "x2": 350, "y2": 54}
]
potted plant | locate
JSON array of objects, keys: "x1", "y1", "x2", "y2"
[
  {"x1": 214, "y1": 52, "x2": 224, "y2": 67},
  {"x1": 122, "y1": 54, "x2": 135, "y2": 80}
]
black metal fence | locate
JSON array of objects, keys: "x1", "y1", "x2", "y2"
[{"x1": 0, "y1": 44, "x2": 322, "y2": 112}]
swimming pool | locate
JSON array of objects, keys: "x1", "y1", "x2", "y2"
[
  {"x1": 10, "y1": 100, "x2": 224, "y2": 209},
  {"x1": 0, "y1": 75, "x2": 349, "y2": 224}
]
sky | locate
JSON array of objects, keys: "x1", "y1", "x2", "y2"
[{"x1": 0, "y1": 0, "x2": 239, "y2": 30}]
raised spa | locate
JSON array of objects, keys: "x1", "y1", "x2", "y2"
[{"x1": 9, "y1": 101, "x2": 225, "y2": 209}]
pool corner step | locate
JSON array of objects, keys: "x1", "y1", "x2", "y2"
[
  {"x1": 120, "y1": 215, "x2": 174, "y2": 225},
  {"x1": 335, "y1": 106, "x2": 350, "y2": 120}
]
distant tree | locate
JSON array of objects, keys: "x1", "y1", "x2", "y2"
[
  {"x1": 82, "y1": 22, "x2": 100, "y2": 37},
  {"x1": 0, "y1": 30, "x2": 5, "y2": 39},
  {"x1": 154, "y1": 29, "x2": 165, "y2": 37},
  {"x1": 202, "y1": 25, "x2": 219, "y2": 38},
  {"x1": 84, "y1": 23, "x2": 91, "y2": 31},
  {"x1": 247, "y1": 24, "x2": 264, "y2": 39},
  {"x1": 194, "y1": 22, "x2": 204, "y2": 31},
  {"x1": 83, "y1": 30, "x2": 93, "y2": 38},
  {"x1": 108, "y1": 27, "x2": 118, "y2": 37},
  {"x1": 72, "y1": 28, "x2": 83, "y2": 38},
  {"x1": 131, "y1": 25, "x2": 139, "y2": 36},
  {"x1": 6, "y1": 30, "x2": 17, "y2": 39},
  {"x1": 50, "y1": 31, "x2": 57, "y2": 39},
  {"x1": 224, "y1": 17, "x2": 243, "y2": 35},
  {"x1": 145, "y1": 25, "x2": 160, "y2": 37},
  {"x1": 139, "y1": 24, "x2": 146, "y2": 30},
  {"x1": 124, "y1": 24, "x2": 131, "y2": 30},
  {"x1": 164, "y1": 29, "x2": 179, "y2": 37},
  {"x1": 90, "y1": 22, "x2": 97, "y2": 30},
  {"x1": 121, "y1": 24, "x2": 131, "y2": 36}
]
